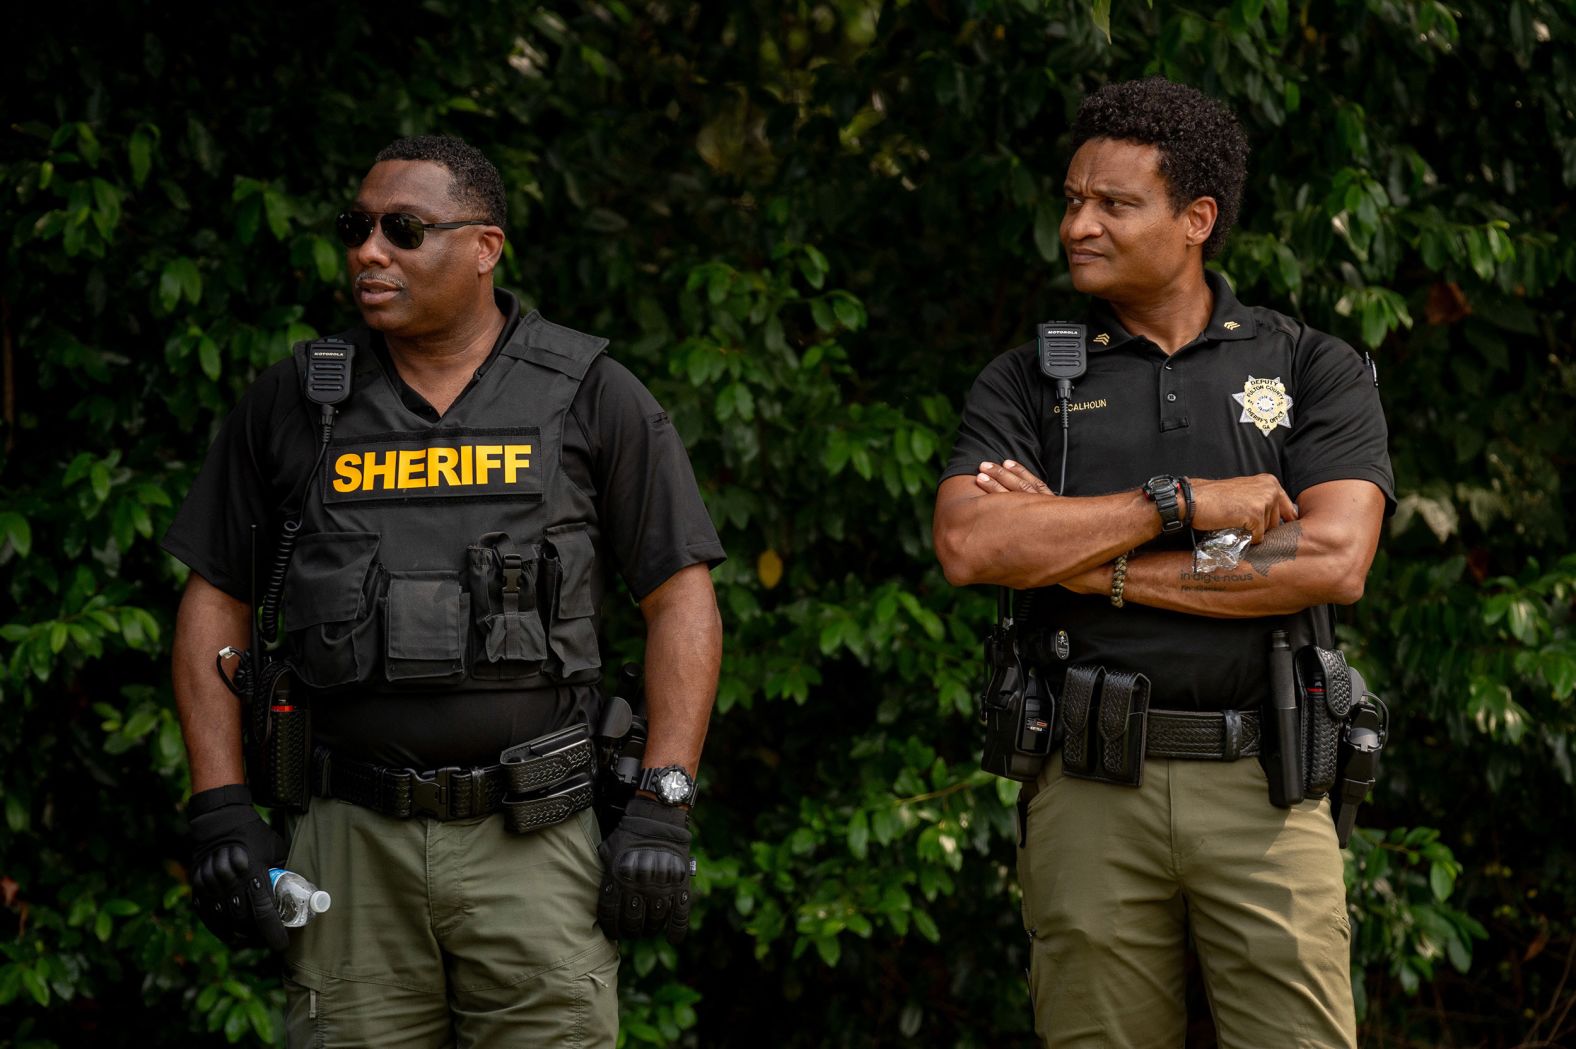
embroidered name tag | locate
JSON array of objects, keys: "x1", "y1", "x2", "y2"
[{"x1": 323, "y1": 429, "x2": 543, "y2": 503}]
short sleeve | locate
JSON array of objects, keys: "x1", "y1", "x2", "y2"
[
  {"x1": 940, "y1": 345, "x2": 1047, "y2": 484},
  {"x1": 1283, "y1": 331, "x2": 1395, "y2": 514},
  {"x1": 572, "y1": 357, "x2": 725, "y2": 600},
  {"x1": 161, "y1": 360, "x2": 312, "y2": 600}
]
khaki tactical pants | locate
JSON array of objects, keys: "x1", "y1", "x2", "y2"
[
  {"x1": 281, "y1": 798, "x2": 619, "y2": 1049},
  {"x1": 1019, "y1": 753, "x2": 1357, "y2": 1049}
]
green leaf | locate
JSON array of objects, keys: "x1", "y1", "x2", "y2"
[
  {"x1": 161, "y1": 256, "x2": 202, "y2": 309},
  {"x1": 1033, "y1": 201, "x2": 1061, "y2": 263},
  {"x1": 1429, "y1": 861, "x2": 1455, "y2": 901},
  {"x1": 223, "y1": 1000, "x2": 248, "y2": 1042},
  {"x1": 129, "y1": 127, "x2": 155, "y2": 187},
  {"x1": 312, "y1": 236, "x2": 340, "y2": 283},
  {"x1": 1090, "y1": 0, "x2": 1113, "y2": 43},
  {"x1": 832, "y1": 295, "x2": 864, "y2": 331},
  {"x1": 198, "y1": 335, "x2": 222, "y2": 381},
  {"x1": 245, "y1": 998, "x2": 275, "y2": 1043},
  {"x1": 0, "y1": 512, "x2": 31, "y2": 556},
  {"x1": 5, "y1": 793, "x2": 29, "y2": 832},
  {"x1": 263, "y1": 188, "x2": 291, "y2": 240},
  {"x1": 21, "y1": 967, "x2": 49, "y2": 1007},
  {"x1": 122, "y1": 709, "x2": 159, "y2": 739},
  {"x1": 158, "y1": 262, "x2": 182, "y2": 313},
  {"x1": 90, "y1": 462, "x2": 112, "y2": 502},
  {"x1": 847, "y1": 810, "x2": 870, "y2": 859},
  {"x1": 809, "y1": 298, "x2": 835, "y2": 332},
  {"x1": 76, "y1": 122, "x2": 102, "y2": 167}
]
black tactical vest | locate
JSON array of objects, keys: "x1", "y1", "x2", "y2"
[{"x1": 279, "y1": 311, "x2": 608, "y2": 696}]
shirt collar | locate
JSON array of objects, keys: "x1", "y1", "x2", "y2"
[{"x1": 1084, "y1": 269, "x2": 1256, "y2": 352}]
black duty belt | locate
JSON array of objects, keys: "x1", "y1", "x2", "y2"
[
  {"x1": 1145, "y1": 708, "x2": 1261, "y2": 761},
  {"x1": 310, "y1": 723, "x2": 595, "y2": 833}
]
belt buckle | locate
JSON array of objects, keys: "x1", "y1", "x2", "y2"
[{"x1": 409, "y1": 766, "x2": 463, "y2": 819}]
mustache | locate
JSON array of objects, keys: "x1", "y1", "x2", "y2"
[{"x1": 354, "y1": 272, "x2": 407, "y2": 290}]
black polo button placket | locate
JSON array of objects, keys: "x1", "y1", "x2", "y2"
[{"x1": 1156, "y1": 342, "x2": 1203, "y2": 433}]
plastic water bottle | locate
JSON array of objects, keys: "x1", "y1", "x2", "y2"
[{"x1": 268, "y1": 868, "x2": 331, "y2": 928}]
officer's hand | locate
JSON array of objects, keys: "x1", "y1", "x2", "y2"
[
  {"x1": 187, "y1": 786, "x2": 290, "y2": 952},
  {"x1": 597, "y1": 797, "x2": 693, "y2": 945},
  {"x1": 975, "y1": 460, "x2": 1053, "y2": 495},
  {"x1": 1188, "y1": 474, "x2": 1298, "y2": 543}
]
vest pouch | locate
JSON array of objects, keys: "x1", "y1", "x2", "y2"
[
  {"x1": 383, "y1": 572, "x2": 469, "y2": 685},
  {"x1": 466, "y1": 537, "x2": 548, "y2": 680},
  {"x1": 542, "y1": 525, "x2": 603, "y2": 681},
  {"x1": 281, "y1": 532, "x2": 383, "y2": 689}
]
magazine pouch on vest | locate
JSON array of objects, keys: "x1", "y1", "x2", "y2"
[
  {"x1": 541, "y1": 524, "x2": 604, "y2": 679},
  {"x1": 467, "y1": 531, "x2": 548, "y2": 679}
]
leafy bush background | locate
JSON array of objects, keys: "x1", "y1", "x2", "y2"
[{"x1": 3, "y1": 1, "x2": 1574, "y2": 1045}]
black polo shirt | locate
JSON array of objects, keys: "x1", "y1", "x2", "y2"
[
  {"x1": 941, "y1": 271, "x2": 1393, "y2": 711},
  {"x1": 164, "y1": 290, "x2": 725, "y2": 768}
]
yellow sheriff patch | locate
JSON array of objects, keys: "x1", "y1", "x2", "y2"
[
  {"x1": 323, "y1": 431, "x2": 542, "y2": 503},
  {"x1": 1232, "y1": 376, "x2": 1293, "y2": 437}
]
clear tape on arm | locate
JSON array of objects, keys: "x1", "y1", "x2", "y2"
[{"x1": 1192, "y1": 528, "x2": 1253, "y2": 573}]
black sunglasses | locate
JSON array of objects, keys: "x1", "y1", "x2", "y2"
[{"x1": 335, "y1": 210, "x2": 491, "y2": 250}]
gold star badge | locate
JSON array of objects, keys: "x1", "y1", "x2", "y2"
[
  {"x1": 1092, "y1": 333, "x2": 1111, "y2": 346},
  {"x1": 1232, "y1": 375, "x2": 1293, "y2": 437},
  {"x1": 1223, "y1": 321, "x2": 1241, "y2": 331}
]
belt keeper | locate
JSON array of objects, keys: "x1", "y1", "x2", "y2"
[
  {"x1": 1221, "y1": 709, "x2": 1243, "y2": 762},
  {"x1": 384, "y1": 767, "x2": 413, "y2": 817},
  {"x1": 311, "y1": 746, "x2": 333, "y2": 798}
]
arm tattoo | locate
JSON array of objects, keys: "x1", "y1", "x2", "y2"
[
  {"x1": 1244, "y1": 522, "x2": 1302, "y2": 578},
  {"x1": 1179, "y1": 570, "x2": 1253, "y2": 592}
]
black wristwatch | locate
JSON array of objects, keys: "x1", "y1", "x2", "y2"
[
  {"x1": 637, "y1": 765, "x2": 698, "y2": 807},
  {"x1": 1143, "y1": 474, "x2": 1186, "y2": 533}
]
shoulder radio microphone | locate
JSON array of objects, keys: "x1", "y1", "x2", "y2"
[
  {"x1": 1036, "y1": 322, "x2": 1087, "y2": 495},
  {"x1": 1037, "y1": 322, "x2": 1088, "y2": 400},
  {"x1": 304, "y1": 338, "x2": 356, "y2": 443}
]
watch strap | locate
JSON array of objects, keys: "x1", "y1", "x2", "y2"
[{"x1": 1144, "y1": 475, "x2": 1184, "y2": 533}]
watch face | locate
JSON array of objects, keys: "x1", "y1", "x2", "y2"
[{"x1": 656, "y1": 769, "x2": 691, "y2": 804}]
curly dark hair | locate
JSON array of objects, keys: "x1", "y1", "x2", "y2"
[
  {"x1": 1070, "y1": 78, "x2": 1248, "y2": 260},
  {"x1": 374, "y1": 135, "x2": 507, "y2": 230}
]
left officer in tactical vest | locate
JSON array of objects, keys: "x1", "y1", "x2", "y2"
[{"x1": 164, "y1": 135, "x2": 725, "y2": 1047}]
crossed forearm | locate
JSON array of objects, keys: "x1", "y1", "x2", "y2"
[
  {"x1": 934, "y1": 477, "x2": 1161, "y2": 588},
  {"x1": 1065, "y1": 519, "x2": 1363, "y2": 618}
]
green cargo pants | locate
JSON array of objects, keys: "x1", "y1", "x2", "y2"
[
  {"x1": 1018, "y1": 753, "x2": 1356, "y2": 1049},
  {"x1": 280, "y1": 798, "x2": 619, "y2": 1049}
]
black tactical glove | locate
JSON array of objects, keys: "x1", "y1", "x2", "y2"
[
  {"x1": 597, "y1": 796, "x2": 693, "y2": 945},
  {"x1": 187, "y1": 784, "x2": 289, "y2": 952}
]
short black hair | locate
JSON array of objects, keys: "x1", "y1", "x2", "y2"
[
  {"x1": 373, "y1": 135, "x2": 507, "y2": 230},
  {"x1": 1070, "y1": 78, "x2": 1248, "y2": 260}
]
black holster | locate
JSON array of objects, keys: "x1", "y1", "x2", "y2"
[
  {"x1": 1295, "y1": 646, "x2": 1357, "y2": 797},
  {"x1": 1261, "y1": 640, "x2": 1389, "y2": 845},
  {"x1": 592, "y1": 664, "x2": 647, "y2": 839}
]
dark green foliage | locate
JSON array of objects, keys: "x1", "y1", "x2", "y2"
[{"x1": 2, "y1": 1, "x2": 1573, "y2": 1045}]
